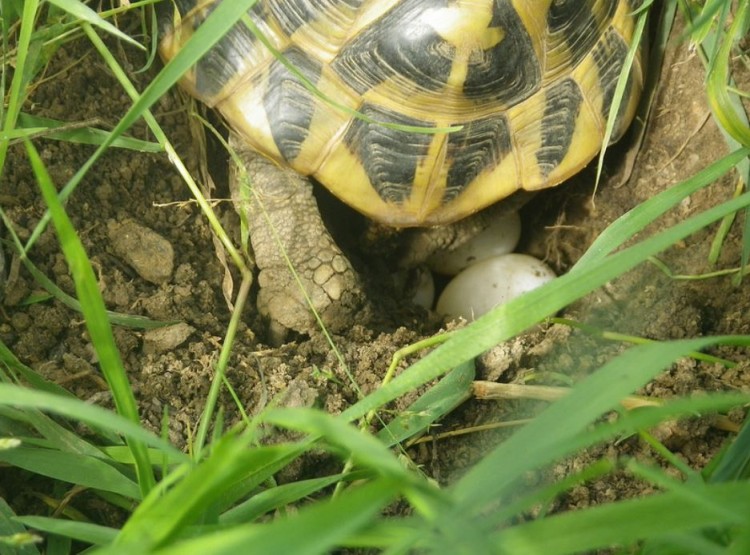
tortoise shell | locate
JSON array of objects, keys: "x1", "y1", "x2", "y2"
[{"x1": 159, "y1": 0, "x2": 643, "y2": 227}]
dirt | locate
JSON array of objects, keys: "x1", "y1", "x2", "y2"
[{"x1": 2, "y1": 8, "x2": 749, "y2": 523}]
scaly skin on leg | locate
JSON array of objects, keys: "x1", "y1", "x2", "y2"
[{"x1": 229, "y1": 138, "x2": 365, "y2": 341}]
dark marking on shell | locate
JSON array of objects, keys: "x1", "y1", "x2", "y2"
[
  {"x1": 264, "y1": 48, "x2": 322, "y2": 161},
  {"x1": 269, "y1": 0, "x2": 364, "y2": 35},
  {"x1": 592, "y1": 28, "x2": 632, "y2": 140},
  {"x1": 331, "y1": 0, "x2": 453, "y2": 96},
  {"x1": 462, "y1": 0, "x2": 540, "y2": 104},
  {"x1": 536, "y1": 78, "x2": 583, "y2": 177},
  {"x1": 159, "y1": 0, "x2": 640, "y2": 224},
  {"x1": 445, "y1": 116, "x2": 512, "y2": 201},
  {"x1": 344, "y1": 104, "x2": 433, "y2": 204},
  {"x1": 547, "y1": 0, "x2": 618, "y2": 69},
  {"x1": 166, "y1": 1, "x2": 271, "y2": 100},
  {"x1": 193, "y1": 19, "x2": 255, "y2": 98}
]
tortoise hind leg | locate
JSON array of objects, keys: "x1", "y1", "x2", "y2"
[{"x1": 229, "y1": 138, "x2": 366, "y2": 343}]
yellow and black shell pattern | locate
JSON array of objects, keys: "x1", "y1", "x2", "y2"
[{"x1": 160, "y1": 0, "x2": 644, "y2": 227}]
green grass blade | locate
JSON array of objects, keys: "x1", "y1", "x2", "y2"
[
  {"x1": 264, "y1": 408, "x2": 412, "y2": 478},
  {"x1": 14, "y1": 408, "x2": 113, "y2": 458},
  {"x1": 0, "y1": 385, "x2": 185, "y2": 461},
  {"x1": 45, "y1": 0, "x2": 141, "y2": 48},
  {"x1": 115, "y1": 438, "x2": 307, "y2": 549},
  {"x1": 219, "y1": 474, "x2": 347, "y2": 525},
  {"x1": 682, "y1": 0, "x2": 727, "y2": 45},
  {"x1": 0, "y1": 498, "x2": 41, "y2": 555},
  {"x1": 680, "y1": 0, "x2": 750, "y2": 272},
  {"x1": 390, "y1": 390, "x2": 750, "y2": 554},
  {"x1": 594, "y1": 0, "x2": 648, "y2": 187},
  {"x1": 705, "y1": 1, "x2": 750, "y2": 147},
  {"x1": 709, "y1": 416, "x2": 750, "y2": 482},
  {"x1": 340, "y1": 188, "x2": 750, "y2": 424},
  {"x1": 553, "y1": 393, "x2": 748, "y2": 477},
  {"x1": 24, "y1": 139, "x2": 156, "y2": 495},
  {"x1": 15, "y1": 114, "x2": 162, "y2": 151},
  {"x1": 0, "y1": 447, "x2": 141, "y2": 499},
  {"x1": 24, "y1": 0, "x2": 258, "y2": 252},
  {"x1": 0, "y1": 0, "x2": 38, "y2": 175},
  {"x1": 149, "y1": 478, "x2": 403, "y2": 555},
  {"x1": 11, "y1": 517, "x2": 116, "y2": 547},
  {"x1": 1, "y1": 342, "x2": 128, "y2": 448},
  {"x1": 18, "y1": 256, "x2": 175, "y2": 329},
  {"x1": 100, "y1": 446, "x2": 188, "y2": 467},
  {"x1": 376, "y1": 360, "x2": 474, "y2": 447},
  {"x1": 576, "y1": 148, "x2": 750, "y2": 268},
  {"x1": 727, "y1": 523, "x2": 750, "y2": 555},
  {"x1": 450, "y1": 336, "x2": 749, "y2": 510},
  {"x1": 0, "y1": 340, "x2": 72, "y2": 396},
  {"x1": 491, "y1": 481, "x2": 750, "y2": 554}
]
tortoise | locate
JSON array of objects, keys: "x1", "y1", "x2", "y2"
[{"x1": 158, "y1": 0, "x2": 644, "y2": 337}]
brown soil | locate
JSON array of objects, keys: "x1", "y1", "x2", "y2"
[{"x1": 2, "y1": 9, "x2": 748, "y2": 523}]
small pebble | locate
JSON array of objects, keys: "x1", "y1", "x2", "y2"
[
  {"x1": 143, "y1": 323, "x2": 195, "y2": 354},
  {"x1": 107, "y1": 219, "x2": 174, "y2": 284},
  {"x1": 436, "y1": 253, "x2": 556, "y2": 320}
]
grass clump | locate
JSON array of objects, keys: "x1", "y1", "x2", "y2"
[{"x1": 2, "y1": 1, "x2": 750, "y2": 554}]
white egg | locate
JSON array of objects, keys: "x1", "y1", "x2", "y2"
[
  {"x1": 428, "y1": 212, "x2": 522, "y2": 276},
  {"x1": 436, "y1": 253, "x2": 556, "y2": 320}
]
